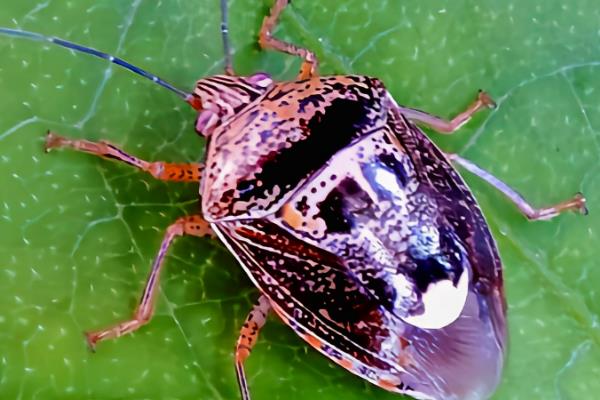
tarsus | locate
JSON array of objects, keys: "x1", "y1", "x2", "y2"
[{"x1": 0, "y1": 27, "x2": 192, "y2": 100}]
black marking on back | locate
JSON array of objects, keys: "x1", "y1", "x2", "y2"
[
  {"x1": 298, "y1": 93, "x2": 325, "y2": 113},
  {"x1": 236, "y1": 96, "x2": 376, "y2": 202},
  {"x1": 378, "y1": 153, "x2": 408, "y2": 186},
  {"x1": 317, "y1": 187, "x2": 354, "y2": 233}
]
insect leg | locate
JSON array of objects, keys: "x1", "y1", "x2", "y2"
[
  {"x1": 85, "y1": 215, "x2": 213, "y2": 350},
  {"x1": 446, "y1": 153, "x2": 588, "y2": 220},
  {"x1": 397, "y1": 90, "x2": 496, "y2": 134},
  {"x1": 45, "y1": 131, "x2": 203, "y2": 182},
  {"x1": 235, "y1": 295, "x2": 271, "y2": 400},
  {"x1": 259, "y1": 0, "x2": 318, "y2": 79}
]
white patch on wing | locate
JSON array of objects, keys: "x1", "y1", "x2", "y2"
[
  {"x1": 373, "y1": 166, "x2": 401, "y2": 193},
  {"x1": 402, "y1": 267, "x2": 469, "y2": 329},
  {"x1": 390, "y1": 267, "x2": 414, "y2": 300}
]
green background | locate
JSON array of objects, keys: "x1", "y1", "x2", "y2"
[{"x1": 1, "y1": 0, "x2": 599, "y2": 399}]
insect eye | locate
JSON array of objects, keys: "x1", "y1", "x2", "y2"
[
  {"x1": 247, "y1": 72, "x2": 273, "y2": 88},
  {"x1": 195, "y1": 110, "x2": 218, "y2": 137}
]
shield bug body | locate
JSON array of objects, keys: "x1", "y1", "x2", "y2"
[{"x1": 0, "y1": 0, "x2": 588, "y2": 399}]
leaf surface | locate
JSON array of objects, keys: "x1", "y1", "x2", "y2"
[{"x1": 1, "y1": 0, "x2": 599, "y2": 399}]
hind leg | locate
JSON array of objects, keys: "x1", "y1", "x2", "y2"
[
  {"x1": 447, "y1": 153, "x2": 587, "y2": 220},
  {"x1": 235, "y1": 295, "x2": 271, "y2": 400}
]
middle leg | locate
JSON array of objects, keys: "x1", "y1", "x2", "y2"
[
  {"x1": 397, "y1": 90, "x2": 496, "y2": 134},
  {"x1": 85, "y1": 215, "x2": 213, "y2": 350}
]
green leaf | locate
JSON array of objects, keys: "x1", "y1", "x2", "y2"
[{"x1": 1, "y1": 0, "x2": 599, "y2": 399}]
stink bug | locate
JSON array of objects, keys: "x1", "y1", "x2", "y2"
[{"x1": 0, "y1": 1, "x2": 590, "y2": 399}]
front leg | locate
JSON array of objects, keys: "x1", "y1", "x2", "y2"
[
  {"x1": 45, "y1": 131, "x2": 203, "y2": 182},
  {"x1": 259, "y1": 0, "x2": 318, "y2": 79},
  {"x1": 447, "y1": 153, "x2": 587, "y2": 220}
]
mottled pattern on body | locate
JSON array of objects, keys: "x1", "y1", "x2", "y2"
[
  {"x1": 202, "y1": 76, "x2": 388, "y2": 220},
  {"x1": 201, "y1": 75, "x2": 506, "y2": 399}
]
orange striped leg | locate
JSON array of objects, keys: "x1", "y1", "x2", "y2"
[
  {"x1": 259, "y1": 0, "x2": 318, "y2": 79},
  {"x1": 236, "y1": 295, "x2": 271, "y2": 400},
  {"x1": 45, "y1": 131, "x2": 203, "y2": 182},
  {"x1": 447, "y1": 153, "x2": 588, "y2": 220},
  {"x1": 397, "y1": 90, "x2": 496, "y2": 134},
  {"x1": 85, "y1": 215, "x2": 213, "y2": 350}
]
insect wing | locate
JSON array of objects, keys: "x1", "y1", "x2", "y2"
[
  {"x1": 214, "y1": 210, "x2": 504, "y2": 400},
  {"x1": 386, "y1": 105, "x2": 507, "y2": 339},
  {"x1": 213, "y1": 218, "x2": 416, "y2": 389}
]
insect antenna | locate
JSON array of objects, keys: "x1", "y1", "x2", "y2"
[
  {"x1": 220, "y1": 0, "x2": 234, "y2": 75},
  {"x1": 0, "y1": 27, "x2": 193, "y2": 101}
]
